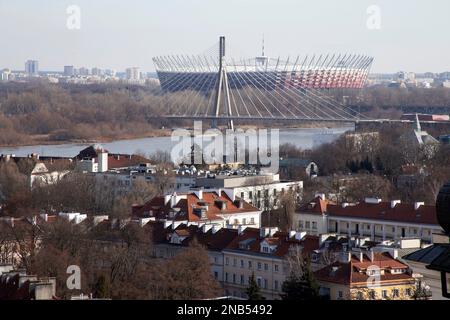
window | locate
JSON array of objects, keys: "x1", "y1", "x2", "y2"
[
  {"x1": 264, "y1": 263, "x2": 269, "y2": 271},
  {"x1": 262, "y1": 246, "x2": 269, "y2": 253},
  {"x1": 357, "y1": 292, "x2": 364, "y2": 300},
  {"x1": 240, "y1": 260, "x2": 244, "y2": 268},
  {"x1": 367, "y1": 225, "x2": 370, "y2": 230},
  {"x1": 274, "y1": 264, "x2": 279, "y2": 272},
  {"x1": 393, "y1": 289, "x2": 399, "y2": 298},
  {"x1": 214, "y1": 257, "x2": 218, "y2": 264},
  {"x1": 338, "y1": 291, "x2": 343, "y2": 299},
  {"x1": 369, "y1": 290, "x2": 376, "y2": 299},
  {"x1": 243, "y1": 218, "x2": 247, "y2": 225},
  {"x1": 257, "y1": 278, "x2": 262, "y2": 287},
  {"x1": 234, "y1": 219, "x2": 239, "y2": 225},
  {"x1": 368, "y1": 269, "x2": 377, "y2": 276},
  {"x1": 258, "y1": 190, "x2": 261, "y2": 198},
  {"x1": 214, "y1": 271, "x2": 218, "y2": 279},
  {"x1": 240, "y1": 275, "x2": 244, "y2": 284},
  {"x1": 312, "y1": 222, "x2": 317, "y2": 230},
  {"x1": 406, "y1": 288, "x2": 412, "y2": 296},
  {"x1": 273, "y1": 189, "x2": 277, "y2": 196},
  {"x1": 232, "y1": 274, "x2": 236, "y2": 284},
  {"x1": 382, "y1": 290, "x2": 388, "y2": 299},
  {"x1": 248, "y1": 261, "x2": 252, "y2": 269},
  {"x1": 258, "y1": 262, "x2": 262, "y2": 270},
  {"x1": 233, "y1": 258, "x2": 237, "y2": 266},
  {"x1": 299, "y1": 221, "x2": 304, "y2": 229},
  {"x1": 305, "y1": 221, "x2": 311, "y2": 229},
  {"x1": 225, "y1": 273, "x2": 228, "y2": 282},
  {"x1": 274, "y1": 280, "x2": 279, "y2": 291},
  {"x1": 249, "y1": 191, "x2": 253, "y2": 199},
  {"x1": 241, "y1": 192, "x2": 244, "y2": 199},
  {"x1": 225, "y1": 257, "x2": 229, "y2": 265},
  {"x1": 264, "y1": 279, "x2": 268, "y2": 289},
  {"x1": 250, "y1": 217, "x2": 255, "y2": 224}
]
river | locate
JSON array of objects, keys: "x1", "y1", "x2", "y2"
[{"x1": 0, "y1": 126, "x2": 354, "y2": 158}]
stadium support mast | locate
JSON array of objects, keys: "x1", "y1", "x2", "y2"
[{"x1": 212, "y1": 36, "x2": 234, "y2": 130}]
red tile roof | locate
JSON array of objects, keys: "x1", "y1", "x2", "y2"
[
  {"x1": 134, "y1": 191, "x2": 259, "y2": 223},
  {"x1": 298, "y1": 196, "x2": 439, "y2": 225},
  {"x1": 314, "y1": 252, "x2": 414, "y2": 286},
  {"x1": 224, "y1": 228, "x2": 320, "y2": 258},
  {"x1": 146, "y1": 220, "x2": 239, "y2": 251},
  {"x1": 107, "y1": 154, "x2": 150, "y2": 169},
  {"x1": 298, "y1": 196, "x2": 334, "y2": 215},
  {"x1": 327, "y1": 202, "x2": 438, "y2": 225}
]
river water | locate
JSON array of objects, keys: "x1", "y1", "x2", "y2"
[{"x1": 0, "y1": 126, "x2": 354, "y2": 158}]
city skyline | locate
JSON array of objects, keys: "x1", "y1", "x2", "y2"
[{"x1": 1, "y1": 0, "x2": 450, "y2": 73}]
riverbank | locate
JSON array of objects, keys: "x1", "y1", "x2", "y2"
[
  {"x1": 0, "y1": 128, "x2": 174, "y2": 149},
  {"x1": 0, "y1": 127, "x2": 353, "y2": 158},
  {"x1": 0, "y1": 122, "x2": 353, "y2": 149}
]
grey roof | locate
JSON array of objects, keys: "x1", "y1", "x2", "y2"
[{"x1": 403, "y1": 244, "x2": 449, "y2": 264}]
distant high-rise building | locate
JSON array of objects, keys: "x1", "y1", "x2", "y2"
[
  {"x1": 78, "y1": 67, "x2": 90, "y2": 76},
  {"x1": 126, "y1": 67, "x2": 140, "y2": 80},
  {"x1": 105, "y1": 69, "x2": 116, "y2": 77},
  {"x1": 1, "y1": 69, "x2": 11, "y2": 81},
  {"x1": 91, "y1": 67, "x2": 103, "y2": 76},
  {"x1": 64, "y1": 65, "x2": 75, "y2": 76},
  {"x1": 25, "y1": 60, "x2": 39, "y2": 76}
]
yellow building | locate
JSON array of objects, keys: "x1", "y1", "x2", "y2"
[{"x1": 315, "y1": 250, "x2": 416, "y2": 300}]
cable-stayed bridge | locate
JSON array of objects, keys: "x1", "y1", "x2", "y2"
[{"x1": 148, "y1": 37, "x2": 419, "y2": 128}]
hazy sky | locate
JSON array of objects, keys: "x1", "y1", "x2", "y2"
[{"x1": 1, "y1": 0, "x2": 449, "y2": 73}]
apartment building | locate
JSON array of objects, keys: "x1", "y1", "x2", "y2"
[
  {"x1": 149, "y1": 220, "x2": 238, "y2": 283},
  {"x1": 196, "y1": 173, "x2": 303, "y2": 210},
  {"x1": 133, "y1": 189, "x2": 262, "y2": 228},
  {"x1": 294, "y1": 195, "x2": 443, "y2": 242},
  {"x1": 222, "y1": 227, "x2": 319, "y2": 299},
  {"x1": 315, "y1": 249, "x2": 416, "y2": 300}
]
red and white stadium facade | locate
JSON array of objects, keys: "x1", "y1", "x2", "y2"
[{"x1": 153, "y1": 54, "x2": 374, "y2": 92}]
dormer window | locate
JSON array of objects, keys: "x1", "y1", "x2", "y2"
[{"x1": 262, "y1": 246, "x2": 269, "y2": 253}]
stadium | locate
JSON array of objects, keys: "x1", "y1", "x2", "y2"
[{"x1": 153, "y1": 53, "x2": 374, "y2": 92}]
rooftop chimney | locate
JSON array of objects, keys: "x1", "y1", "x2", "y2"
[
  {"x1": 194, "y1": 189, "x2": 203, "y2": 200},
  {"x1": 211, "y1": 224, "x2": 222, "y2": 234},
  {"x1": 202, "y1": 224, "x2": 213, "y2": 233},
  {"x1": 238, "y1": 225, "x2": 247, "y2": 235},
  {"x1": 365, "y1": 197, "x2": 382, "y2": 204},
  {"x1": 97, "y1": 150, "x2": 108, "y2": 173},
  {"x1": 170, "y1": 193, "x2": 178, "y2": 208},
  {"x1": 295, "y1": 231, "x2": 306, "y2": 241},
  {"x1": 390, "y1": 200, "x2": 401, "y2": 208},
  {"x1": 315, "y1": 193, "x2": 326, "y2": 200},
  {"x1": 414, "y1": 202, "x2": 424, "y2": 210}
]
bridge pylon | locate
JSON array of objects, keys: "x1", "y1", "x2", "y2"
[{"x1": 212, "y1": 36, "x2": 234, "y2": 130}]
